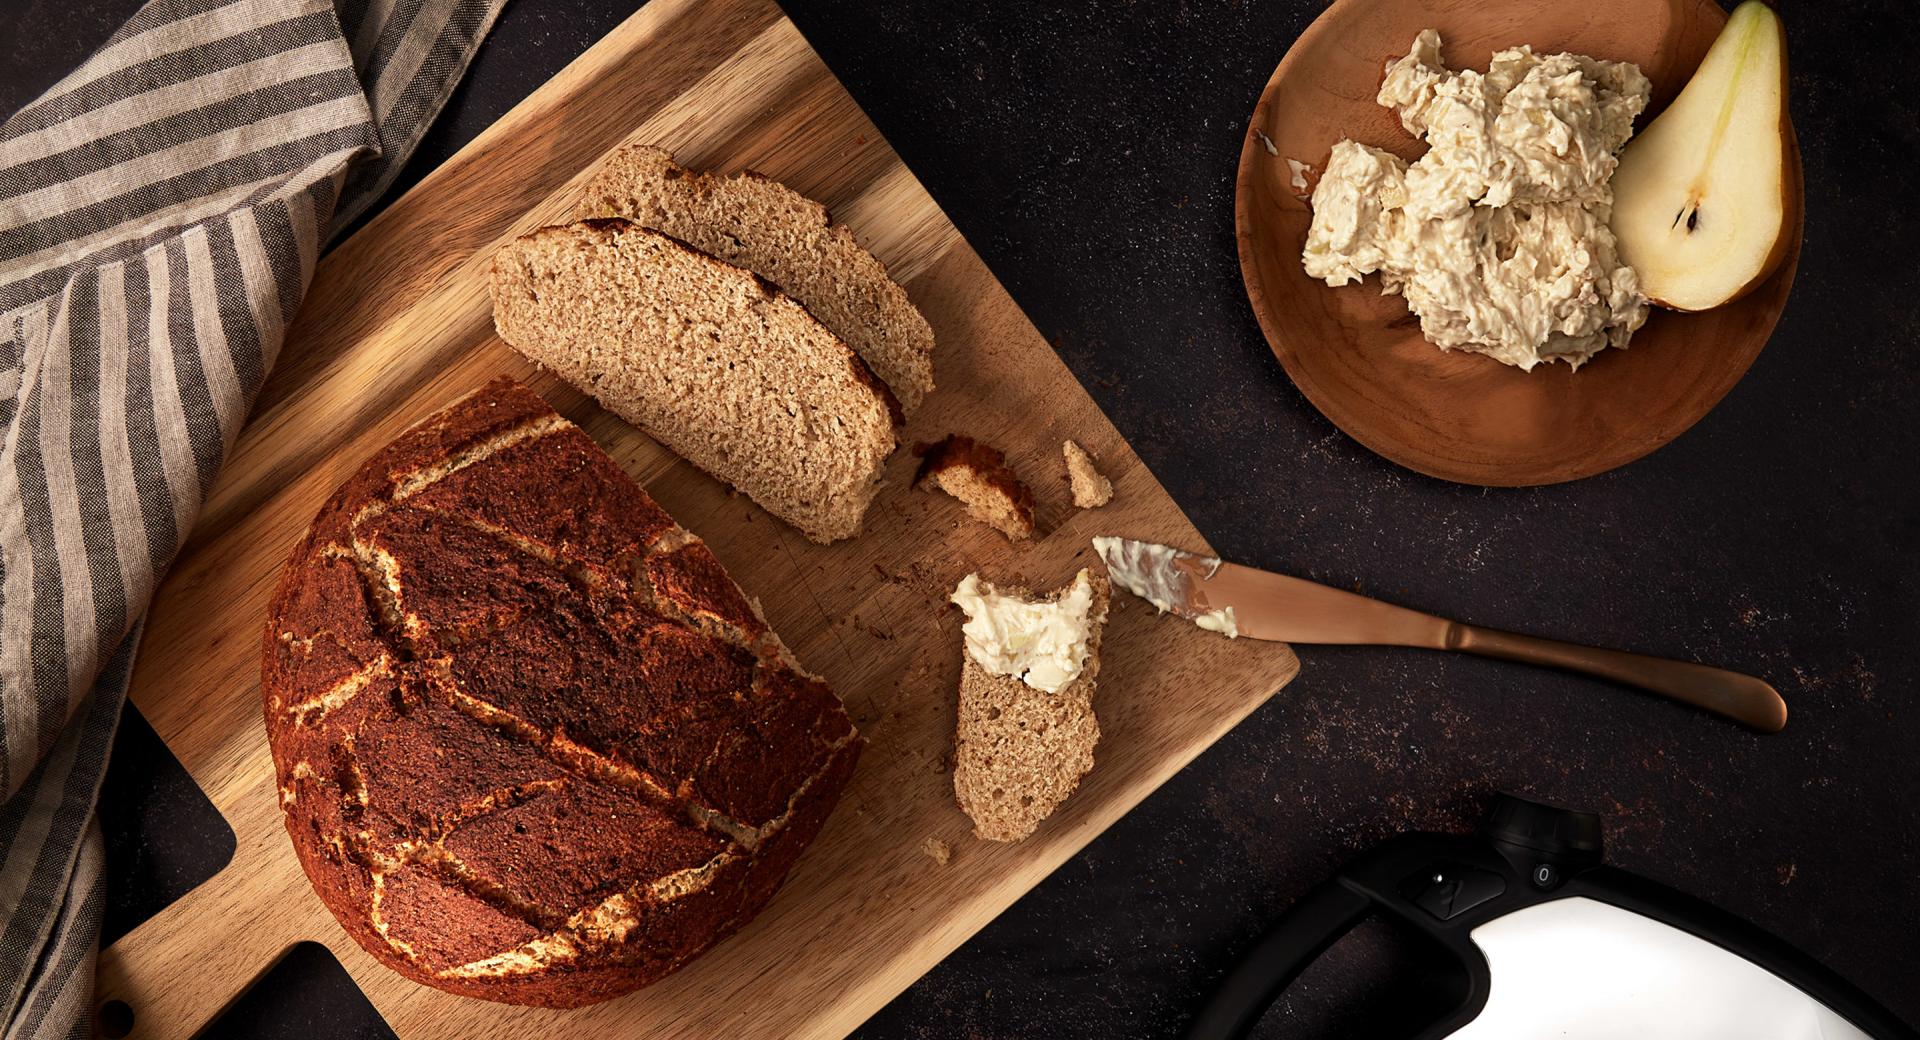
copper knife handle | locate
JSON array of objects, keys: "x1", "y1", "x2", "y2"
[{"x1": 1444, "y1": 622, "x2": 1788, "y2": 733}]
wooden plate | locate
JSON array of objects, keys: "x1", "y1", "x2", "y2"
[{"x1": 1236, "y1": 0, "x2": 1803, "y2": 486}]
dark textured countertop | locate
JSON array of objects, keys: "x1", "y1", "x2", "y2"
[{"x1": 5, "y1": 0, "x2": 1916, "y2": 1036}]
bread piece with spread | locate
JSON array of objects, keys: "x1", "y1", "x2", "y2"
[{"x1": 949, "y1": 570, "x2": 1110, "y2": 842}]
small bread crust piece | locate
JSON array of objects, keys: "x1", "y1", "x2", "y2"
[
  {"x1": 915, "y1": 435, "x2": 1036, "y2": 540},
  {"x1": 262, "y1": 378, "x2": 861, "y2": 1008},
  {"x1": 1062, "y1": 440, "x2": 1113, "y2": 509}
]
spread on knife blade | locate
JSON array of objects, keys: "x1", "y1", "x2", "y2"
[
  {"x1": 1091, "y1": 536, "x2": 1237, "y2": 638},
  {"x1": 1195, "y1": 606, "x2": 1239, "y2": 639}
]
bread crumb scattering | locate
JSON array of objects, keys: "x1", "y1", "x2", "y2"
[
  {"x1": 921, "y1": 837, "x2": 952, "y2": 865},
  {"x1": 1062, "y1": 439, "x2": 1113, "y2": 509}
]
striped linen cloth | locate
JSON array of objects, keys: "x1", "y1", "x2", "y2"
[{"x1": 0, "y1": 0, "x2": 507, "y2": 1033}]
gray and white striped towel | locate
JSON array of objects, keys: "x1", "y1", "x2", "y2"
[{"x1": 0, "y1": 0, "x2": 507, "y2": 1033}]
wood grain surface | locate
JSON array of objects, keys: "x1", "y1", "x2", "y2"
[
  {"x1": 91, "y1": 0, "x2": 1298, "y2": 1035},
  {"x1": 1237, "y1": 0, "x2": 1803, "y2": 487}
]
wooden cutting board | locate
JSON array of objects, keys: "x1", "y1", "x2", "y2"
[{"x1": 93, "y1": 0, "x2": 1299, "y2": 1035}]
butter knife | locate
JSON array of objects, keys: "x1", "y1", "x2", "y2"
[{"x1": 1092, "y1": 537, "x2": 1787, "y2": 733}]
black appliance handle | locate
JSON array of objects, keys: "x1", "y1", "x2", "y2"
[{"x1": 1182, "y1": 878, "x2": 1375, "y2": 1040}]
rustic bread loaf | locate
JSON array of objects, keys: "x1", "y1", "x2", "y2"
[
  {"x1": 489, "y1": 218, "x2": 899, "y2": 544},
  {"x1": 262, "y1": 379, "x2": 861, "y2": 1008},
  {"x1": 916, "y1": 434, "x2": 1035, "y2": 540},
  {"x1": 951, "y1": 573, "x2": 1110, "y2": 842},
  {"x1": 580, "y1": 145, "x2": 936, "y2": 415}
]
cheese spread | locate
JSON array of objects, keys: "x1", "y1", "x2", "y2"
[
  {"x1": 1092, "y1": 536, "x2": 1204, "y2": 615},
  {"x1": 950, "y1": 570, "x2": 1096, "y2": 693},
  {"x1": 1092, "y1": 536, "x2": 1242, "y2": 639},
  {"x1": 1194, "y1": 607, "x2": 1238, "y2": 638},
  {"x1": 1302, "y1": 30, "x2": 1652, "y2": 370}
]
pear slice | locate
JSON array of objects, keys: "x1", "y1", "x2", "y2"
[{"x1": 1611, "y1": 1, "x2": 1794, "y2": 311}]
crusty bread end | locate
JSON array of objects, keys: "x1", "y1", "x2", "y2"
[{"x1": 916, "y1": 435, "x2": 1035, "y2": 541}]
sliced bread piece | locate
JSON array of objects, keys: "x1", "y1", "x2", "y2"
[
  {"x1": 580, "y1": 145, "x2": 936, "y2": 415},
  {"x1": 489, "y1": 219, "x2": 898, "y2": 544},
  {"x1": 1062, "y1": 439, "x2": 1112, "y2": 509},
  {"x1": 916, "y1": 434, "x2": 1035, "y2": 540},
  {"x1": 950, "y1": 570, "x2": 1111, "y2": 842}
]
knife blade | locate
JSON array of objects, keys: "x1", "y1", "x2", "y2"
[
  {"x1": 1090, "y1": 536, "x2": 1788, "y2": 732},
  {"x1": 1091, "y1": 536, "x2": 1452, "y2": 645}
]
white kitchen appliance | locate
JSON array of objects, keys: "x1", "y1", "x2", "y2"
[{"x1": 1184, "y1": 795, "x2": 1915, "y2": 1039}]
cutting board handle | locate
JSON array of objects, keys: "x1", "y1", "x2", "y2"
[{"x1": 93, "y1": 784, "x2": 321, "y2": 1039}]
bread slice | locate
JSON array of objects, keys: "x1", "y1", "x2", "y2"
[
  {"x1": 916, "y1": 435, "x2": 1035, "y2": 540},
  {"x1": 1062, "y1": 439, "x2": 1112, "y2": 509},
  {"x1": 952, "y1": 571, "x2": 1111, "y2": 842},
  {"x1": 581, "y1": 146, "x2": 936, "y2": 415},
  {"x1": 489, "y1": 219, "x2": 898, "y2": 544}
]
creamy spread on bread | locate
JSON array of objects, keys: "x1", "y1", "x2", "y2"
[
  {"x1": 950, "y1": 570, "x2": 1096, "y2": 693},
  {"x1": 1303, "y1": 29, "x2": 1652, "y2": 370}
]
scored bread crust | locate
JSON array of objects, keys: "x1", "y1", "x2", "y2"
[
  {"x1": 489, "y1": 219, "x2": 900, "y2": 544},
  {"x1": 952, "y1": 573, "x2": 1111, "y2": 842},
  {"x1": 261, "y1": 378, "x2": 861, "y2": 1008},
  {"x1": 580, "y1": 145, "x2": 936, "y2": 416}
]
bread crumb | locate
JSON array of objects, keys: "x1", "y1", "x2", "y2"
[
  {"x1": 922, "y1": 837, "x2": 952, "y2": 865},
  {"x1": 1062, "y1": 440, "x2": 1113, "y2": 509},
  {"x1": 915, "y1": 434, "x2": 1035, "y2": 540}
]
